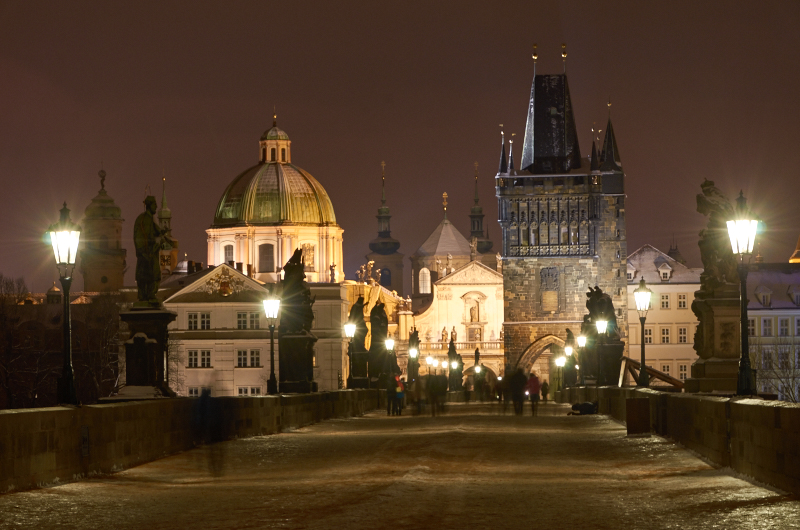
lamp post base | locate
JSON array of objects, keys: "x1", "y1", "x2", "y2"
[{"x1": 267, "y1": 375, "x2": 278, "y2": 395}]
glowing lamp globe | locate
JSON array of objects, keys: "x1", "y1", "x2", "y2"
[
  {"x1": 577, "y1": 335, "x2": 586, "y2": 348},
  {"x1": 344, "y1": 323, "x2": 356, "y2": 339},
  {"x1": 48, "y1": 203, "x2": 81, "y2": 273},
  {"x1": 426, "y1": 356, "x2": 434, "y2": 365},
  {"x1": 263, "y1": 295, "x2": 281, "y2": 327},
  {"x1": 595, "y1": 320, "x2": 608, "y2": 334},
  {"x1": 565, "y1": 345, "x2": 573, "y2": 356},
  {"x1": 409, "y1": 347, "x2": 418, "y2": 359},
  {"x1": 633, "y1": 278, "x2": 653, "y2": 316},
  {"x1": 385, "y1": 338, "x2": 395, "y2": 351},
  {"x1": 451, "y1": 361, "x2": 458, "y2": 369},
  {"x1": 555, "y1": 356, "x2": 566, "y2": 368}
]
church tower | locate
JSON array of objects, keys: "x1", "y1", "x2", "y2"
[
  {"x1": 79, "y1": 170, "x2": 127, "y2": 292},
  {"x1": 158, "y1": 176, "x2": 179, "y2": 275},
  {"x1": 366, "y1": 162, "x2": 404, "y2": 294},
  {"x1": 496, "y1": 52, "x2": 628, "y2": 369},
  {"x1": 469, "y1": 162, "x2": 493, "y2": 255}
]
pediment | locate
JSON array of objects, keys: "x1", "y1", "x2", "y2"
[
  {"x1": 164, "y1": 264, "x2": 269, "y2": 304},
  {"x1": 437, "y1": 260, "x2": 502, "y2": 286}
]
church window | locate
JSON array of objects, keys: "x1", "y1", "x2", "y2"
[
  {"x1": 281, "y1": 148, "x2": 286, "y2": 162},
  {"x1": 380, "y1": 269, "x2": 391, "y2": 288},
  {"x1": 419, "y1": 268, "x2": 431, "y2": 294},
  {"x1": 301, "y1": 244, "x2": 315, "y2": 271},
  {"x1": 520, "y1": 224, "x2": 529, "y2": 246},
  {"x1": 531, "y1": 230, "x2": 537, "y2": 246},
  {"x1": 560, "y1": 226, "x2": 568, "y2": 244},
  {"x1": 250, "y1": 313, "x2": 260, "y2": 329},
  {"x1": 258, "y1": 244, "x2": 275, "y2": 273},
  {"x1": 237, "y1": 349, "x2": 247, "y2": 367},
  {"x1": 570, "y1": 226, "x2": 578, "y2": 244},
  {"x1": 678, "y1": 294, "x2": 687, "y2": 309},
  {"x1": 271, "y1": 148, "x2": 276, "y2": 161},
  {"x1": 224, "y1": 245, "x2": 234, "y2": 264}
]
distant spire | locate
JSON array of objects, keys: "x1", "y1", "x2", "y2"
[
  {"x1": 600, "y1": 117, "x2": 622, "y2": 171},
  {"x1": 98, "y1": 169, "x2": 106, "y2": 191},
  {"x1": 508, "y1": 133, "x2": 516, "y2": 174},
  {"x1": 273, "y1": 106, "x2": 277, "y2": 127},
  {"x1": 442, "y1": 192, "x2": 448, "y2": 220},
  {"x1": 532, "y1": 43, "x2": 538, "y2": 76},
  {"x1": 381, "y1": 161, "x2": 387, "y2": 206},
  {"x1": 562, "y1": 43, "x2": 567, "y2": 73},
  {"x1": 498, "y1": 127, "x2": 507, "y2": 174},
  {"x1": 473, "y1": 162, "x2": 480, "y2": 205}
]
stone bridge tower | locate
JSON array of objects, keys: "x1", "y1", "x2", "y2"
[{"x1": 496, "y1": 60, "x2": 628, "y2": 370}]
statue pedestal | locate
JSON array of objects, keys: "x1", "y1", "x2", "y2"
[
  {"x1": 597, "y1": 342, "x2": 625, "y2": 386},
  {"x1": 120, "y1": 308, "x2": 177, "y2": 396},
  {"x1": 685, "y1": 285, "x2": 741, "y2": 393},
  {"x1": 279, "y1": 332, "x2": 317, "y2": 394}
]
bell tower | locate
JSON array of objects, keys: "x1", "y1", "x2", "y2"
[{"x1": 79, "y1": 170, "x2": 127, "y2": 292}]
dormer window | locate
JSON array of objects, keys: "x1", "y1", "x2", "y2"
[
  {"x1": 626, "y1": 265, "x2": 636, "y2": 281},
  {"x1": 755, "y1": 285, "x2": 773, "y2": 307},
  {"x1": 789, "y1": 285, "x2": 800, "y2": 306},
  {"x1": 661, "y1": 271, "x2": 670, "y2": 281},
  {"x1": 657, "y1": 262, "x2": 673, "y2": 281}
]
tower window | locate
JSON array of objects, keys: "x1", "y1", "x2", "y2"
[
  {"x1": 258, "y1": 243, "x2": 275, "y2": 273},
  {"x1": 271, "y1": 148, "x2": 276, "y2": 161},
  {"x1": 419, "y1": 268, "x2": 431, "y2": 294},
  {"x1": 570, "y1": 227, "x2": 578, "y2": 244},
  {"x1": 380, "y1": 269, "x2": 391, "y2": 288},
  {"x1": 281, "y1": 148, "x2": 286, "y2": 162},
  {"x1": 261, "y1": 147, "x2": 266, "y2": 162},
  {"x1": 224, "y1": 245, "x2": 234, "y2": 263},
  {"x1": 560, "y1": 226, "x2": 568, "y2": 244}
]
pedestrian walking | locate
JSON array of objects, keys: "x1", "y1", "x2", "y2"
[
  {"x1": 386, "y1": 376, "x2": 397, "y2": 416},
  {"x1": 510, "y1": 368, "x2": 527, "y2": 416},
  {"x1": 526, "y1": 372, "x2": 541, "y2": 416},
  {"x1": 541, "y1": 380, "x2": 550, "y2": 404}
]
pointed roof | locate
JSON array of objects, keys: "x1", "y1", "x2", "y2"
[
  {"x1": 520, "y1": 74, "x2": 582, "y2": 173},
  {"x1": 413, "y1": 218, "x2": 472, "y2": 258},
  {"x1": 667, "y1": 242, "x2": 687, "y2": 265},
  {"x1": 498, "y1": 132, "x2": 507, "y2": 174},
  {"x1": 508, "y1": 137, "x2": 515, "y2": 174},
  {"x1": 600, "y1": 118, "x2": 622, "y2": 171}
]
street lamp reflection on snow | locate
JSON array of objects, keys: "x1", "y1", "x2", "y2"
[
  {"x1": 727, "y1": 191, "x2": 759, "y2": 396},
  {"x1": 48, "y1": 203, "x2": 81, "y2": 405},
  {"x1": 633, "y1": 278, "x2": 653, "y2": 388},
  {"x1": 263, "y1": 293, "x2": 281, "y2": 395}
]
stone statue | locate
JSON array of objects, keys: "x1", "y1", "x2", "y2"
[
  {"x1": 329, "y1": 263, "x2": 336, "y2": 283},
  {"x1": 368, "y1": 302, "x2": 391, "y2": 378},
  {"x1": 134, "y1": 196, "x2": 164, "y2": 305},
  {"x1": 451, "y1": 326, "x2": 457, "y2": 342},
  {"x1": 696, "y1": 179, "x2": 738, "y2": 292},
  {"x1": 441, "y1": 327, "x2": 447, "y2": 342},
  {"x1": 356, "y1": 265, "x2": 366, "y2": 282},
  {"x1": 446, "y1": 253, "x2": 453, "y2": 272},
  {"x1": 585, "y1": 286, "x2": 619, "y2": 341},
  {"x1": 347, "y1": 295, "x2": 368, "y2": 353},
  {"x1": 470, "y1": 237, "x2": 478, "y2": 262},
  {"x1": 470, "y1": 303, "x2": 478, "y2": 322},
  {"x1": 364, "y1": 261, "x2": 375, "y2": 283},
  {"x1": 280, "y1": 249, "x2": 315, "y2": 334}
]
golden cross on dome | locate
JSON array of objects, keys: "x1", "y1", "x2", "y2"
[
  {"x1": 442, "y1": 192, "x2": 448, "y2": 218},
  {"x1": 532, "y1": 44, "x2": 538, "y2": 62}
]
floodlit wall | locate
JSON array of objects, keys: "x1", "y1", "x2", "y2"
[
  {"x1": 0, "y1": 390, "x2": 381, "y2": 493},
  {"x1": 555, "y1": 387, "x2": 800, "y2": 494}
]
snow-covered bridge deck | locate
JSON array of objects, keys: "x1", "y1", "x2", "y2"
[{"x1": 2, "y1": 402, "x2": 798, "y2": 529}]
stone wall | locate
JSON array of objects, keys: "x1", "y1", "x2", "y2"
[
  {"x1": 555, "y1": 386, "x2": 800, "y2": 494},
  {"x1": 0, "y1": 390, "x2": 381, "y2": 493}
]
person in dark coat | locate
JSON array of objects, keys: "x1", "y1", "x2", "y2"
[
  {"x1": 509, "y1": 368, "x2": 527, "y2": 416},
  {"x1": 386, "y1": 376, "x2": 397, "y2": 416}
]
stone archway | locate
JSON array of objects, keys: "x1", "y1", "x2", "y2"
[{"x1": 514, "y1": 334, "x2": 565, "y2": 376}]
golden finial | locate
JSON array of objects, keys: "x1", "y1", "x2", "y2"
[
  {"x1": 532, "y1": 44, "x2": 538, "y2": 62},
  {"x1": 500, "y1": 123, "x2": 504, "y2": 139},
  {"x1": 607, "y1": 97, "x2": 611, "y2": 117},
  {"x1": 381, "y1": 161, "x2": 386, "y2": 205},
  {"x1": 381, "y1": 160, "x2": 386, "y2": 176},
  {"x1": 442, "y1": 192, "x2": 448, "y2": 219},
  {"x1": 474, "y1": 161, "x2": 479, "y2": 177},
  {"x1": 510, "y1": 132, "x2": 516, "y2": 144},
  {"x1": 273, "y1": 105, "x2": 277, "y2": 127},
  {"x1": 562, "y1": 43, "x2": 567, "y2": 72}
]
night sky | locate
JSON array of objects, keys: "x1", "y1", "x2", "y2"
[{"x1": 2, "y1": 1, "x2": 800, "y2": 293}]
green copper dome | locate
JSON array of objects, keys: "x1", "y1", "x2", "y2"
[{"x1": 213, "y1": 162, "x2": 337, "y2": 226}]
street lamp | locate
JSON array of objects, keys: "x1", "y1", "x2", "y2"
[
  {"x1": 48, "y1": 203, "x2": 81, "y2": 405},
  {"x1": 595, "y1": 320, "x2": 608, "y2": 335},
  {"x1": 555, "y1": 355, "x2": 566, "y2": 392},
  {"x1": 727, "y1": 191, "x2": 759, "y2": 396},
  {"x1": 408, "y1": 346, "x2": 418, "y2": 381},
  {"x1": 633, "y1": 278, "x2": 653, "y2": 387},
  {"x1": 565, "y1": 345, "x2": 573, "y2": 356},
  {"x1": 263, "y1": 293, "x2": 281, "y2": 395},
  {"x1": 577, "y1": 335, "x2": 586, "y2": 348}
]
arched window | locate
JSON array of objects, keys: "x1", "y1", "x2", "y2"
[
  {"x1": 520, "y1": 224, "x2": 529, "y2": 246},
  {"x1": 570, "y1": 226, "x2": 578, "y2": 244},
  {"x1": 281, "y1": 148, "x2": 286, "y2": 162},
  {"x1": 258, "y1": 244, "x2": 274, "y2": 273},
  {"x1": 560, "y1": 226, "x2": 568, "y2": 244},
  {"x1": 271, "y1": 148, "x2": 276, "y2": 161},
  {"x1": 261, "y1": 147, "x2": 266, "y2": 162},
  {"x1": 224, "y1": 245, "x2": 234, "y2": 264},
  {"x1": 380, "y1": 269, "x2": 391, "y2": 288},
  {"x1": 419, "y1": 268, "x2": 431, "y2": 294}
]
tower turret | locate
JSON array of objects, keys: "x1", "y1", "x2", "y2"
[
  {"x1": 366, "y1": 162, "x2": 404, "y2": 293},
  {"x1": 469, "y1": 163, "x2": 493, "y2": 255}
]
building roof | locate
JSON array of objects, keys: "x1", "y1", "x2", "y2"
[
  {"x1": 83, "y1": 170, "x2": 122, "y2": 220},
  {"x1": 627, "y1": 244, "x2": 702, "y2": 284},
  {"x1": 413, "y1": 218, "x2": 471, "y2": 259},
  {"x1": 746, "y1": 263, "x2": 800, "y2": 310},
  {"x1": 163, "y1": 263, "x2": 269, "y2": 304},
  {"x1": 212, "y1": 161, "x2": 337, "y2": 227}
]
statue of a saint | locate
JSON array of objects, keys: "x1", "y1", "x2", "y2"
[
  {"x1": 134, "y1": 196, "x2": 164, "y2": 305},
  {"x1": 470, "y1": 304, "x2": 478, "y2": 322},
  {"x1": 451, "y1": 326, "x2": 457, "y2": 342},
  {"x1": 441, "y1": 327, "x2": 447, "y2": 342}
]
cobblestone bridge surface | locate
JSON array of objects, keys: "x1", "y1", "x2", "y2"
[{"x1": 2, "y1": 402, "x2": 799, "y2": 530}]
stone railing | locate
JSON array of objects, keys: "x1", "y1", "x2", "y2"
[
  {"x1": 419, "y1": 341, "x2": 503, "y2": 351},
  {"x1": 555, "y1": 386, "x2": 800, "y2": 494},
  {"x1": 0, "y1": 390, "x2": 382, "y2": 493}
]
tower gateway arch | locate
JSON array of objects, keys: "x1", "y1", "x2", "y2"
[{"x1": 496, "y1": 54, "x2": 628, "y2": 377}]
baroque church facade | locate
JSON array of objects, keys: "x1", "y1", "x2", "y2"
[{"x1": 497, "y1": 62, "x2": 629, "y2": 373}]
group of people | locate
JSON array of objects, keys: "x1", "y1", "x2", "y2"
[{"x1": 500, "y1": 368, "x2": 549, "y2": 416}]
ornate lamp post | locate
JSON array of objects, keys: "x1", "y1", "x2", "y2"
[
  {"x1": 633, "y1": 278, "x2": 653, "y2": 387},
  {"x1": 555, "y1": 355, "x2": 566, "y2": 392},
  {"x1": 344, "y1": 322, "x2": 356, "y2": 388},
  {"x1": 263, "y1": 293, "x2": 281, "y2": 395},
  {"x1": 577, "y1": 334, "x2": 587, "y2": 385},
  {"x1": 408, "y1": 346, "x2": 419, "y2": 381},
  {"x1": 727, "y1": 192, "x2": 759, "y2": 396},
  {"x1": 48, "y1": 203, "x2": 81, "y2": 405},
  {"x1": 595, "y1": 320, "x2": 608, "y2": 335}
]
